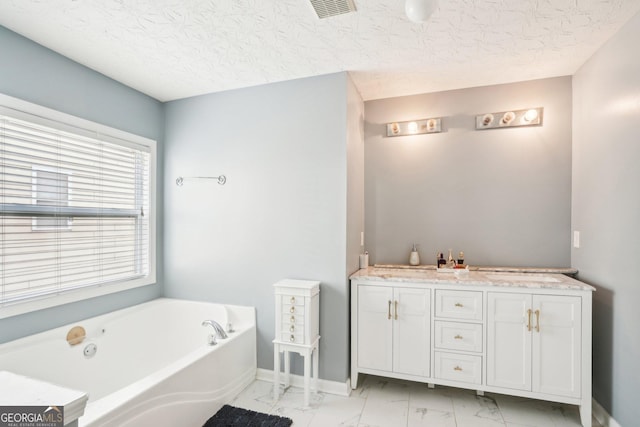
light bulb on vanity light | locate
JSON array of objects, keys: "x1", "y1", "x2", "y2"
[
  {"x1": 407, "y1": 121, "x2": 419, "y2": 133},
  {"x1": 405, "y1": 0, "x2": 438, "y2": 23},
  {"x1": 524, "y1": 109, "x2": 539, "y2": 122}
]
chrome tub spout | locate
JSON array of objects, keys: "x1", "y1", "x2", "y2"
[{"x1": 202, "y1": 320, "x2": 228, "y2": 346}]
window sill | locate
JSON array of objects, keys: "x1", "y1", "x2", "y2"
[{"x1": 0, "y1": 274, "x2": 157, "y2": 320}]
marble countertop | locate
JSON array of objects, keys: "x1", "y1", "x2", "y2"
[
  {"x1": 350, "y1": 266, "x2": 595, "y2": 291},
  {"x1": 373, "y1": 264, "x2": 578, "y2": 274}
]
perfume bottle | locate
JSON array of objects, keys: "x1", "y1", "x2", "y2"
[{"x1": 437, "y1": 253, "x2": 446, "y2": 268}]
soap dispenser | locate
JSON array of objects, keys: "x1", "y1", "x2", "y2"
[{"x1": 409, "y1": 244, "x2": 420, "y2": 266}]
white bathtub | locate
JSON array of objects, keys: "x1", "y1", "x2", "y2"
[{"x1": 0, "y1": 298, "x2": 257, "y2": 427}]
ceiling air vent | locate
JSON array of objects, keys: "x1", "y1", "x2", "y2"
[{"x1": 309, "y1": 0, "x2": 357, "y2": 19}]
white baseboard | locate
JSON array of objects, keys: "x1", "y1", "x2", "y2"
[
  {"x1": 592, "y1": 398, "x2": 621, "y2": 427},
  {"x1": 256, "y1": 368, "x2": 351, "y2": 397}
]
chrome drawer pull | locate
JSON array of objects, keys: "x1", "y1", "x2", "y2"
[
  {"x1": 290, "y1": 316, "x2": 295, "y2": 323},
  {"x1": 290, "y1": 335, "x2": 295, "y2": 342},
  {"x1": 290, "y1": 306, "x2": 295, "y2": 314},
  {"x1": 454, "y1": 366, "x2": 463, "y2": 371},
  {"x1": 454, "y1": 334, "x2": 463, "y2": 340},
  {"x1": 454, "y1": 302, "x2": 464, "y2": 308},
  {"x1": 290, "y1": 296, "x2": 296, "y2": 304},
  {"x1": 290, "y1": 325, "x2": 295, "y2": 332}
]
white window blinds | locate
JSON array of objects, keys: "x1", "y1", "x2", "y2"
[{"x1": 0, "y1": 111, "x2": 152, "y2": 306}]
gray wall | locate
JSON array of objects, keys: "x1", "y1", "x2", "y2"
[
  {"x1": 163, "y1": 72, "x2": 359, "y2": 382},
  {"x1": 364, "y1": 77, "x2": 573, "y2": 267},
  {"x1": 346, "y1": 75, "x2": 365, "y2": 277},
  {"x1": 0, "y1": 26, "x2": 164, "y2": 343},
  {"x1": 572, "y1": 11, "x2": 640, "y2": 426}
]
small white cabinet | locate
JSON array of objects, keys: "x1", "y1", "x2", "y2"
[
  {"x1": 355, "y1": 285, "x2": 430, "y2": 382},
  {"x1": 273, "y1": 279, "x2": 320, "y2": 407},
  {"x1": 487, "y1": 292, "x2": 582, "y2": 398}
]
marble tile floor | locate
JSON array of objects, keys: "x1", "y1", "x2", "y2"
[{"x1": 229, "y1": 375, "x2": 603, "y2": 427}]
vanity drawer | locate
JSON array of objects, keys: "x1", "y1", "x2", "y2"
[
  {"x1": 435, "y1": 290, "x2": 483, "y2": 321},
  {"x1": 281, "y1": 332, "x2": 305, "y2": 344},
  {"x1": 435, "y1": 321, "x2": 483, "y2": 353},
  {"x1": 434, "y1": 352, "x2": 482, "y2": 385},
  {"x1": 282, "y1": 313, "x2": 305, "y2": 326},
  {"x1": 282, "y1": 303, "x2": 305, "y2": 316},
  {"x1": 281, "y1": 321, "x2": 304, "y2": 335},
  {"x1": 282, "y1": 295, "x2": 305, "y2": 307}
]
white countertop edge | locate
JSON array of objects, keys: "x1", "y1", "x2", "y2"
[{"x1": 350, "y1": 267, "x2": 595, "y2": 291}]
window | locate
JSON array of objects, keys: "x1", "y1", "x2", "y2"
[
  {"x1": 32, "y1": 166, "x2": 73, "y2": 231},
  {"x1": 0, "y1": 96, "x2": 156, "y2": 317}
]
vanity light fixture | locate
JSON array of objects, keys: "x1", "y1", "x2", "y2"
[
  {"x1": 386, "y1": 117, "x2": 442, "y2": 137},
  {"x1": 475, "y1": 107, "x2": 543, "y2": 130}
]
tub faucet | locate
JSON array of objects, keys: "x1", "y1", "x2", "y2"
[{"x1": 202, "y1": 320, "x2": 228, "y2": 341}]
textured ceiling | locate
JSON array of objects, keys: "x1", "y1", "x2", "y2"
[{"x1": 1, "y1": 0, "x2": 640, "y2": 102}]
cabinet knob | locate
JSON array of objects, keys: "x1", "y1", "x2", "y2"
[
  {"x1": 290, "y1": 306, "x2": 295, "y2": 313},
  {"x1": 454, "y1": 334, "x2": 463, "y2": 340},
  {"x1": 290, "y1": 316, "x2": 295, "y2": 323},
  {"x1": 290, "y1": 334, "x2": 295, "y2": 342},
  {"x1": 454, "y1": 302, "x2": 464, "y2": 308},
  {"x1": 454, "y1": 366, "x2": 463, "y2": 371},
  {"x1": 290, "y1": 325, "x2": 295, "y2": 332},
  {"x1": 290, "y1": 296, "x2": 296, "y2": 304}
]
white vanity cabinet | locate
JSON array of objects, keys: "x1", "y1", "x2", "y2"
[
  {"x1": 350, "y1": 268, "x2": 594, "y2": 427},
  {"x1": 487, "y1": 292, "x2": 582, "y2": 398},
  {"x1": 356, "y1": 285, "x2": 430, "y2": 378}
]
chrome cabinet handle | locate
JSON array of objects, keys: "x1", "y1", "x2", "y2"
[
  {"x1": 527, "y1": 309, "x2": 533, "y2": 332},
  {"x1": 290, "y1": 306, "x2": 295, "y2": 314},
  {"x1": 388, "y1": 300, "x2": 392, "y2": 320},
  {"x1": 454, "y1": 334, "x2": 463, "y2": 340},
  {"x1": 290, "y1": 316, "x2": 295, "y2": 323},
  {"x1": 394, "y1": 300, "x2": 398, "y2": 320},
  {"x1": 535, "y1": 309, "x2": 540, "y2": 332},
  {"x1": 454, "y1": 302, "x2": 463, "y2": 308},
  {"x1": 290, "y1": 296, "x2": 296, "y2": 304},
  {"x1": 454, "y1": 366, "x2": 463, "y2": 371},
  {"x1": 290, "y1": 325, "x2": 295, "y2": 332},
  {"x1": 290, "y1": 335, "x2": 295, "y2": 342}
]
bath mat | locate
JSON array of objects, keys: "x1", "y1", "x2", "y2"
[{"x1": 203, "y1": 404, "x2": 293, "y2": 427}]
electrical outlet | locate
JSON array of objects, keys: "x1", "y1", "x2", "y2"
[{"x1": 573, "y1": 231, "x2": 580, "y2": 248}]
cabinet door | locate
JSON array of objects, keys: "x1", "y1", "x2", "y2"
[
  {"x1": 358, "y1": 285, "x2": 393, "y2": 371},
  {"x1": 393, "y1": 287, "x2": 430, "y2": 376},
  {"x1": 487, "y1": 292, "x2": 532, "y2": 391},
  {"x1": 532, "y1": 295, "x2": 581, "y2": 398}
]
